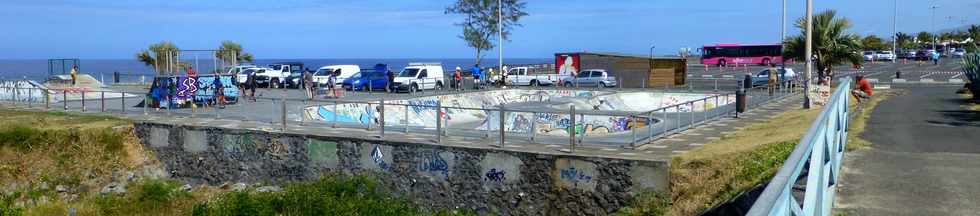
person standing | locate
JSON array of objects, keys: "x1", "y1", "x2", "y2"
[
  {"x1": 501, "y1": 65, "x2": 509, "y2": 88},
  {"x1": 247, "y1": 71, "x2": 257, "y2": 102},
  {"x1": 471, "y1": 65, "x2": 482, "y2": 89},
  {"x1": 327, "y1": 71, "x2": 338, "y2": 98},
  {"x1": 213, "y1": 75, "x2": 225, "y2": 108},
  {"x1": 386, "y1": 69, "x2": 395, "y2": 93},
  {"x1": 186, "y1": 66, "x2": 197, "y2": 77},
  {"x1": 454, "y1": 67, "x2": 463, "y2": 91},
  {"x1": 303, "y1": 69, "x2": 315, "y2": 100},
  {"x1": 69, "y1": 65, "x2": 78, "y2": 86},
  {"x1": 767, "y1": 64, "x2": 778, "y2": 96},
  {"x1": 932, "y1": 51, "x2": 940, "y2": 65}
]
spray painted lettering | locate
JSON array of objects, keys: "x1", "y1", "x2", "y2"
[{"x1": 484, "y1": 169, "x2": 506, "y2": 182}]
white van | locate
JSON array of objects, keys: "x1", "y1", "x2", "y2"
[
  {"x1": 392, "y1": 63, "x2": 445, "y2": 93},
  {"x1": 313, "y1": 65, "x2": 361, "y2": 85}
]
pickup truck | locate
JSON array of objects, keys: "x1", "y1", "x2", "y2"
[
  {"x1": 561, "y1": 69, "x2": 617, "y2": 88},
  {"x1": 254, "y1": 62, "x2": 304, "y2": 88},
  {"x1": 504, "y1": 67, "x2": 561, "y2": 86}
]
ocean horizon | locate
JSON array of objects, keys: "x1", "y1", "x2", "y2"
[{"x1": 0, "y1": 58, "x2": 552, "y2": 82}]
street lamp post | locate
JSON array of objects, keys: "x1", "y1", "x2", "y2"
[
  {"x1": 892, "y1": 0, "x2": 897, "y2": 57},
  {"x1": 498, "y1": 0, "x2": 503, "y2": 82},
  {"x1": 930, "y1": 4, "x2": 938, "y2": 51},
  {"x1": 803, "y1": 0, "x2": 813, "y2": 109},
  {"x1": 649, "y1": 45, "x2": 655, "y2": 89}
]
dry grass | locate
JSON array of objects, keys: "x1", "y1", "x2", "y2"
[
  {"x1": 619, "y1": 90, "x2": 896, "y2": 216},
  {"x1": 664, "y1": 105, "x2": 821, "y2": 216}
]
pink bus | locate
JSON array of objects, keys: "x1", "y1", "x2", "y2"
[{"x1": 700, "y1": 43, "x2": 783, "y2": 66}]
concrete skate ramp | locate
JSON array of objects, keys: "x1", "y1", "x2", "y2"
[
  {"x1": 45, "y1": 74, "x2": 136, "y2": 102},
  {"x1": 304, "y1": 89, "x2": 733, "y2": 138}
]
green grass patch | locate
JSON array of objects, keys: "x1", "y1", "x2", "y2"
[{"x1": 193, "y1": 174, "x2": 467, "y2": 216}]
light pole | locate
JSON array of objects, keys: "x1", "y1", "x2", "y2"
[
  {"x1": 803, "y1": 0, "x2": 813, "y2": 109},
  {"x1": 498, "y1": 0, "x2": 503, "y2": 82},
  {"x1": 649, "y1": 45, "x2": 655, "y2": 88},
  {"x1": 892, "y1": 0, "x2": 897, "y2": 56},
  {"x1": 781, "y1": 0, "x2": 786, "y2": 66},
  {"x1": 930, "y1": 4, "x2": 938, "y2": 51}
]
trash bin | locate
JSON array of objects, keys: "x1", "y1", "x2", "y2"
[
  {"x1": 743, "y1": 74, "x2": 753, "y2": 89},
  {"x1": 736, "y1": 89, "x2": 747, "y2": 113}
]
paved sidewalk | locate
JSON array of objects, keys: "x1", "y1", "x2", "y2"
[{"x1": 836, "y1": 86, "x2": 980, "y2": 216}]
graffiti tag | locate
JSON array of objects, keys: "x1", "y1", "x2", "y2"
[
  {"x1": 559, "y1": 167, "x2": 593, "y2": 184},
  {"x1": 418, "y1": 151, "x2": 450, "y2": 179},
  {"x1": 370, "y1": 145, "x2": 390, "y2": 171},
  {"x1": 484, "y1": 169, "x2": 506, "y2": 182}
]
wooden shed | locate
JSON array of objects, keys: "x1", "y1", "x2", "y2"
[{"x1": 555, "y1": 52, "x2": 687, "y2": 88}]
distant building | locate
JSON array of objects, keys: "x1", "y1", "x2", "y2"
[{"x1": 554, "y1": 52, "x2": 687, "y2": 88}]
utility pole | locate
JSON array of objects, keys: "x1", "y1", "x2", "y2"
[
  {"x1": 892, "y1": 0, "x2": 897, "y2": 56},
  {"x1": 780, "y1": 0, "x2": 786, "y2": 66},
  {"x1": 498, "y1": 0, "x2": 503, "y2": 81},
  {"x1": 930, "y1": 4, "x2": 938, "y2": 50},
  {"x1": 803, "y1": 0, "x2": 813, "y2": 109}
]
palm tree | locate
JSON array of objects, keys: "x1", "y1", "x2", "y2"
[
  {"x1": 783, "y1": 10, "x2": 862, "y2": 83},
  {"x1": 215, "y1": 40, "x2": 254, "y2": 66},
  {"x1": 135, "y1": 41, "x2": 180, "y2": 75},
  {"x1": 896, "y1": 32, "x2": 915, "y2": 50}
]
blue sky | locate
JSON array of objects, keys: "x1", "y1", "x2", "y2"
[{"x1": 1, "y1": 0, "x2": 978, "y2": 59}]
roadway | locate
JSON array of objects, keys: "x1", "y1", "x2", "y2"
[{"x1": 835, "y1": 86, "x2": 980, "y2": 215}]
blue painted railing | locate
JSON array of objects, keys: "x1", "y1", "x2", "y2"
[{"x1": 747, "y1": 78, "x2": 851, "y2": 216}]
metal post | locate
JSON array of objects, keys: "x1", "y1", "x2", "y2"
[
  {"x1": 121, "y1": 93, "x2": 126, "y2": 114},
  {"x1": 529, "y1": 112, "x2": 538, "y2": 142},
  {"x1": 27, "y1": 88, "x2": 32, "y2": 108},
  {"x1": 499, "y1": 105, "x2": 505, "y2": 148},
  {"x1": 569, "y1": 106, "x2": 576, "y2": 152},
  {"x1": 81, "y1": 91, "x2": 87, "y2": 112},
  {"x1": 333, "y1": 101, "x2": 339, "y2": 128},
  {"x1": 44, "y1": 90, "x2": 50, "y2": 110},
  {"x1": 630, "y1": 113, "x2": 638, "y2": 147},
  {"x1": 366, "y1": 102, "x2": 373, "y2": 131},
  {"x1": 436, "y1": 100, "x2": 442, "y2": 144},
  {"x1": 143, "y1": 94, "x2": 148, "y2": 115},
  {"x1": 404, "y1": 104, "x2": 409, "y2": 133},
  {"x1": 101, "y1": 91, "x2": 105, "y2": 112},
  {"x1": 380, "y1": 99, "x2": 385, "y2": 139},
  {"x1": 688, "y1": 102, "x2": 694, "y2": 129},
  {"x1": 281, "y1": 98, "x2": 287, "y2": 131},
  {"x1": 703, "y1": 98, "x2": 708, "y2": 124},
  {"x1": 13, "y1": 87, "x2": 18, "y2": 105}
]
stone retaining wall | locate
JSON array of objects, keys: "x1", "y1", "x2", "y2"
[{"x1": 133, "y1": 122, "x2": 668, "y2": 215}]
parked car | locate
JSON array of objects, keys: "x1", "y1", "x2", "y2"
[
  {"x1": 562, "y1": 69, "x2": 617, "y2": 88},
  {"x1": 952, "y1": 48, "x2": 966, "y2": 58},
  {"x1": 898, "y1": 50, "x2": 916, "y2": 59},
  {"x1": 392, "y1": 63, "x2": 445, "y2": 93},
  {"x1": 751, "y1": 68, "x2": 797, "y2": 87},
  {"x1": 342, "y1": 71, "x2": 389, "y2": 91},
  {"x1": 284, "y1": 71, "x2": 309, "y2": 89},
  {"x1": 504, "y1": 67, "x2": 561, "y2": 86},
  {"x1": 237, "y1": 68, "x2": 263, "y2": 85},
  {"x1": 313, "y1": 65, "x2": 361, "y2": 86},
  {"x1": 875, "y1": 51, "x2": 896, "y2": 62},
  {"x1": 862, "y1": 51, "x2": 876, "y2": 61},
  {"x1": 914, "y1": 50, "x2": 930, "y2": 61},
  {"x1": 341, "y1": 64, "x2": 390, "y2": 91},
  {"x1": 255, "y1": 62, "x2": 303, "y2": 88}
]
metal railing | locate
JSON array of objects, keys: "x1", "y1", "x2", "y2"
[
  {"x1": 747, "y1": 78, "x2": 851, "y2": 216},
  {"x1": 0, "y1": 78, "x2": 800, "y2": 150}
]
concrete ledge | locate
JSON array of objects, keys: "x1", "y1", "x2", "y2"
[
  {"x1": 920, "y1": 78, "x2": 935, "y2": 83},
  {"x1": 892, "y1": 79, "x2": 907, "y2": 83},
  {"x1": 722, "y1": 75, "x2": 734, "y2": 79},
  {"x1": 949, "y1": 79, "x2": 964, "y2": 83},
  {"x1": 701, "y1": 75, "x2": 714, "y2": 78}
]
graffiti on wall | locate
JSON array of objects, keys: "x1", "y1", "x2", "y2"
[
  {"x1": 484, "y1": 169, "x2": 506, "y2": 182},
  {"x1": 148, "y1": 75, "x2": 239, "y2": 108},
  {"x1": 417, "y1": 150, "x2": 453, "y2": 180},
  {"x1": 554, "y1": 158, "x2": 597, "y2": 191},
  {"x1": 0, "y1": 80, "x2": 44, "y2": 103},
  {"x1": 370, "y1": 145, "x2": 391, "y2": 171}
]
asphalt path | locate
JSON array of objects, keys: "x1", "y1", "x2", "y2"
[{"x1": 835, "y1": 86, "x2": 980, "y2": 215}]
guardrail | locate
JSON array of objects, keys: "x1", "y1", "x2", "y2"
[
  {"x1": 0, "y1": 78, "x2": 799, "y2": 149},
  {"x1": 747, "y1": 78, "x2": 851, "y2": 216}
]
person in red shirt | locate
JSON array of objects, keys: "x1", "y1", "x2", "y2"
[{"x1": 851, "y1": 75, "x2": 873, "y2": 103}]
